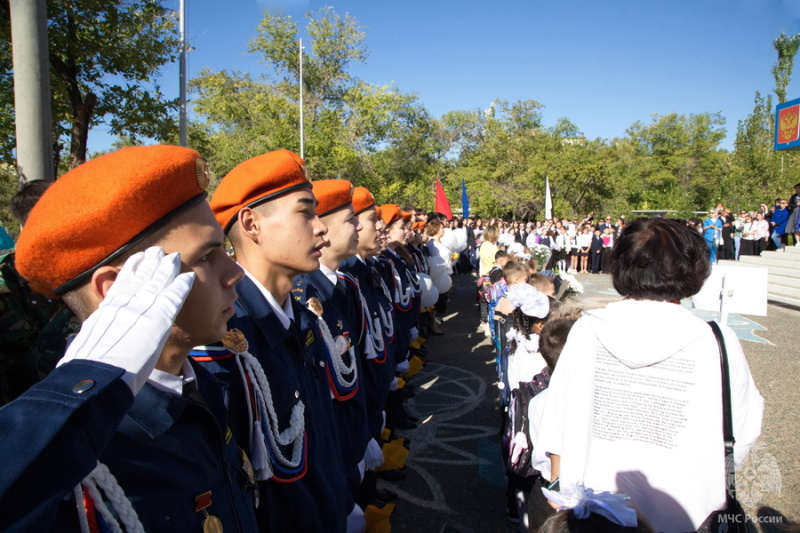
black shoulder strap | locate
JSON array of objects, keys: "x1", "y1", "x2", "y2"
[{"x1": 708, "y1": 320, "x2": 737, "y2": 501}]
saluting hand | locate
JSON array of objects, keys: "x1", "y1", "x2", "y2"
[{"x1": 57, "y1": 247, "x2": 195, "y2": 395}]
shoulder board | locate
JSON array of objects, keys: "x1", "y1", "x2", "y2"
[{"x1": 291, "y1": 279, "x2": 308, "y2": 303}]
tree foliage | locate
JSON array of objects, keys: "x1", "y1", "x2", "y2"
[
  {"x1": 189, "y1": 13, "x2": 800, "y2": 221},
  {"x1": 191, "y1": 7, "x2": 430, "y2": 202},
  {"x1": 773, "y1": 32, "x2": 800, "y2": 104},
  {"x1": 0, "y1": 0, "x2": 180, "y2": 169}
]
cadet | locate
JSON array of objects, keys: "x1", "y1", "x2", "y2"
[
  {"x1": 378, "y1": 205, "x2": 420, "y2": 431},
  {"x1": 340, "y1": 188, "x2": 394, "y2": 442},
  {"x1": 292, "y1": 179, "x2": 382, "y2": 501},
  {"x1": 197, "y1": 150, "x2": 355, "y2": 532},
  {"x1": 6, "y1": 146, "x2": 258, "y2": 532}
]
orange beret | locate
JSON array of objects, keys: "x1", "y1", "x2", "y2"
[
  {"x1": 401, "y1": 211, "x2": 412, "y2": 221},
  {"x1": 16, "y1": 145, "x2": 209, "y2": 297},
  {"x1": 380, "y1": 204, "x2": 402, "y2": 227},
  {"x1": 312, "y1": 179, "x2": 354, "y2": 217},
  {"x1": 210, "y1": 149, "x2": 311, "y2": 233},
  {"x1": 352, "y1": 186, "x2": 376, "y2": 216},
  {"x1": 413, "y1": 221, "x2": 426, "y2": 231}
]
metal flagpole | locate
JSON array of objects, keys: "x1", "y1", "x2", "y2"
[
  {"x1": 179, "y1": 0, "x2": 187, "y2": 146},
  {"x1": 299, "y1": 38, "x2": 304, "y2": 159},
  {"x1": 10, "y1": 0, "x2": 54, "y2": 183}
]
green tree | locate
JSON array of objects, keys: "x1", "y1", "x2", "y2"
[
  {"x1": 189, "y1": 68, "x2": 300, "y2": 180},
  {"x1": 0, "y1": 165, "x2": 17, "y2": 237},
  {"x1": 249, "y1": 6, "x2": 367, "y2": 120},
  {"x1": 0, "y1": 0, "x2": 180, "y2": 169},
  {"x1": 450, "y1": 99, "x2": 545, "y2": 218},
  {"x1": 730, "y1": 92, "x2": 778, "y2": 204},
  {"x1": 623, "y1": 112, "x2": 727, "y2": 210},
  {"x1": 773, "y1": 32, "x2": 800, "y2": 104},
  {"x1": 191, "y1": 7, "x2": 438, "y2": 204}
]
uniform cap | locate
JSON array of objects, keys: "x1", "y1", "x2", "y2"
[
  {"x1": 16, "y1": 145, "x2": 209, "y2": 297},
  {"x1": 210, "y1": 149, "x2": 311, "y2": 233},
  {"x1": 380, "y1": 204, "x2": 402, "y2": 227},
  {"x1": 352, "y1": 186, "x2": 377, "y2": 216},
  {"x1": 312, "y1": 179, "x2": 354, "y2": 217},
  {"x1": 401, "y1": 211, "x2": 412, "y2": 221}
]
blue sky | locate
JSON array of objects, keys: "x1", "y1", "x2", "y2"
[{"x1": 96, "y1": 0, "x2": 800, "y2": 152}]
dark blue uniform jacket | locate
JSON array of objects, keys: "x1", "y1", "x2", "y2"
[
  {"x1": 293, "y1": 269, "x2": 370, "y2": 474},
  {"x1": 193, "y1": 275, "x2": 349, "y2": 533}
]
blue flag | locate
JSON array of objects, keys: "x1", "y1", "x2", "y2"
[{"x1": 461, "y1": 179, "x2": 470, "y2": 219}]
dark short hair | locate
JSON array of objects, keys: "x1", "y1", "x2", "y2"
[
  {"x1": 611, "y1": 218, "x2": 710, "y2": 301},
  {"x1": 494, "y1": 250, "x2": 509, "y2": 261},
  {"x1": 12, "y1": 180, "x2": 51, "y2": 225},
  {"x1": 538, "y1": 508, "x2": 654, "y2": 533},
  {"x1": 539, "y1": 318, "x2": 576, "y2": 371}
]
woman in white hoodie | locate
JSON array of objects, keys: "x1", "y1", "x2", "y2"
[{"x1": 536, "y1": 217, "x2": 763, "y2": 533}]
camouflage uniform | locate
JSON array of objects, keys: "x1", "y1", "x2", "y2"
[{"x1": 0, "y1": 251, "x2": 79, "y2": 405}]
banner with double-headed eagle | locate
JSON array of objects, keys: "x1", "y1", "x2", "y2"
[{"x1": 775, "y1": 97, "x2": 800, "y2": 151}]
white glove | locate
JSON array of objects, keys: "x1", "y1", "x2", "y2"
[
  {"x1": 57, "y1": 247, "x2": 195, "y2": 395},
  {"x1": 389, "y1": 377, "x2": 399, "y2": 392},
  {"x1": 364, "y1": 438, "x2": 385, "y2": 470},
  {"x1": 357, "y1": 458, "x2": 366, "y2": 481},
  {"x1": 396, "y1": 358, "x2": 410, "y2": 374},
  {"x1": 409, "y1": 327, "x2": 419, "y2": 340},
  {"x1": 346, "y1": 504, "x2": 366, "y2": 533}
]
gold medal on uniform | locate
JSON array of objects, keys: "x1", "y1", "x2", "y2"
[
  {"x1": 202, "y1": 515, "x2": 223, "y2": 533},
  {"x1": 222, "y1": 328, "x2": 249, "y2": 354},
  {"x1": 195, "y1": 491, "x2": 223, "y2": 533},
  {"x1": 307, "y1": 297, "x2": 324, "y2": 317}
]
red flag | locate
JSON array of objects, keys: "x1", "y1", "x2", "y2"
[{"x1": 434, "y1": 179, "x2": 453, "y2": 220}]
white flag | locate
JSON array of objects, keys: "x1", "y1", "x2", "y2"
[{"x1": 545, "y1": 175, "x2": 553, "y2": 220}]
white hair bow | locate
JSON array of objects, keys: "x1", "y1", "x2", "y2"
[{"x1": 542, "y1": 482, "x2": 638, "y2": 527}]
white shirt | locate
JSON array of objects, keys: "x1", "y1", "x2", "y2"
[
  {"x1": 148, "y1": 359, "x2": 197, "y2": 396},
  {"x1": 243, "y1": 267, "x2": 295, "y2": 329},
  {"x1": 427, "y1": 239, "x2": 454, "y2": 275},
  {"x1": 319, "y1": 264, "x2": 338, "y2": 286},
  {"x1": 529, "y1": 388, "x2": 551, "y2": 481}
]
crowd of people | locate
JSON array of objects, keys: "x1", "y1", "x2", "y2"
[
  {"x1": 467, "y1": 217, "x2": 764, "y2": 533},
  {"x1": 0, "y1": 146, "x2": 770, "y2": 533},
  {"x1": 696, "y1": 187, "x2": 800, "y2": 262},
  {"x1": 445, "y1": 213, "x2": 624, "y2": 276}
]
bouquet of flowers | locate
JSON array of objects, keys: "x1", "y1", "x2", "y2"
[
  {"x1": 530, "y1": 244, "x2": 551, "y2": 272},
  {"x1": 558, "y1": 270, "x2": 584, "y2": 302}
]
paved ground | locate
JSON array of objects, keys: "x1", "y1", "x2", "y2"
[{"x1": 386, "y1": 272, "x2": 799, "y2": 533}]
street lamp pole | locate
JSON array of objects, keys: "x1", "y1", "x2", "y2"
[{"x1": 299, "y1": 38, "x2": 304, "y2": 159}]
